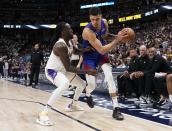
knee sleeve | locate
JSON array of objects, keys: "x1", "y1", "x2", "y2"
[
  {"x1": 85, "y1": 74, "x2": 96, "y2": 94},
  {"x1": 101, "y1": 63, "x2": 117, "y2": 93}
]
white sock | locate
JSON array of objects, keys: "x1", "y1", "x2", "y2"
[
  {"x1": 72, "y1": 100, "x2": 77, "y2": 106},
  {"x1": 169, "y1": 95, "x2": 172, "y2": 103},
  {"x1": 86, "y1": 93, "x2": 91, "y2": 97},
  {"x1": 112, "y1": 96, "x2": 119, "y2": 109},
  {"x1": 42, "y1": 104, "x2": 51, "y2": 113}
]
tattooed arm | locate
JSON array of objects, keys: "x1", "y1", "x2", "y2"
[
  {"x1": 102, "y1": 33, "x2": 117, "y2": 42},
  {"x1": 53, "y1": 42, "x2": 96, "y2": 75},
  {"x1": 72, "y1": 45, "x2": 94, "y2": 55}
]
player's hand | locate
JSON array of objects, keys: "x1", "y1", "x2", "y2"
[
  {"x1": 76, "y1": 64, "x2": 80, "y2": 68},
  {"x1": 116, "y1": 30, "x2": 129, "y2": 43},
  {"x1": 87, "y1": 69, "x2": 97, "y2": 76}
]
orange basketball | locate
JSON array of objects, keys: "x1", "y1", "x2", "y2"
[{"x1": 121, "y1": 28, "x2": 135, "y2": 43}]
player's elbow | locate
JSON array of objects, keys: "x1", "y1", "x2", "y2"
[
  {"x1": 98, "y1": 49, "x2": 106, "y2": 55},
  {"x1": 99, "y1": 51, "x2": 106, "y2": 55}
]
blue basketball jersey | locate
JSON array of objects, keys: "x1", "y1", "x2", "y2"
[{"x1": 82, "y1": 19, "x2": 108, "y2": 68}]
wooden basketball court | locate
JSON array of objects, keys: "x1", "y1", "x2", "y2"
[{"x1": 0, "y1": 79, "x2": 172, "y2": 131}]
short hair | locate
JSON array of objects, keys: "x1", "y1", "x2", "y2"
[
  {"x1": 129, "y1": 47, "x2": 137, "y2": 51},
  {"x1": 139, "y1": 45, "x2": 147, "y2": 50},
  {"x1": 56, "y1": 22, "x2": 67, "y2": 39},
  {"x1": 129, "y1": 44, "x2": 137, "y2": 50},
  {"x1": 89, "y1": 7, "x2": 102, "y2": 16}
]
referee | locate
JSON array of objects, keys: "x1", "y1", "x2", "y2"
[{"x1": 28, "y1": 43, "x2": 44, "y2": 87}]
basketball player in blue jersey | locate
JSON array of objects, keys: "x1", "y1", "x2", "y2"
[
  {"x1": 68, "y1": 7, "x2": 131, "y2": 120},
  {"x1": 36, "y1": 22, "x2": 97, "y2": 126}
]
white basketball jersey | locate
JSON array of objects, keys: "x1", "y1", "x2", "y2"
[{"x1": 45, "y1": 38, "x2": 68, "y2": 72}]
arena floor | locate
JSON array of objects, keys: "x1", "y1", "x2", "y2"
[{"x1": 0, "y1": 79, "x2": 172, "y2": 131}]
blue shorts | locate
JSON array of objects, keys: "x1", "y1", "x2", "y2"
[{"x1": 83, "y1": 55, "x2": 109, "y2": 70}]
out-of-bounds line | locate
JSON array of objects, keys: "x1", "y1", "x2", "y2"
[{"x1": 0, "y1": 97, "x2": 101, "y2": 131}]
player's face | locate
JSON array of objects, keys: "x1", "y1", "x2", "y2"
[
  {"x1": 90, "y1": 15, "x2": 102, "y2": 28},
  {"x1": 64, "y1": 23, "x2": 73, "y2": 39}
]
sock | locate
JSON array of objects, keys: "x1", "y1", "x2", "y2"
[
  {"x1": 169, "y1": 95, "x2": 172, "y2": 103},
  {"x1": 86, "y1": 93, "x2": 91, "y2": 97},
  {"x1": 112, "y1": 96, "x2": 119, "y2": 109},
  {"x1": 72, "y1": 100, "x2": 77, "y2": 106},
  {"x1": 41, "y1": 104, "x2": 51, "y2": 115}
]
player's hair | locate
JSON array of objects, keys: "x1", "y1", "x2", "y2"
[
  {"x1": 89, "y1": 7, "x2": 102, "y2": 16},
  {"x1": 56, "y1": 22, "x2": 67, "y2": 39}
]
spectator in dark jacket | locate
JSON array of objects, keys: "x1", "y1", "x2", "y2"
[
  {"x1": 28, "y1": 43, "x2": 44, "y2": 87},
  {"x1": 117, "y1": 48, "x2": 139, "y2": 96}
]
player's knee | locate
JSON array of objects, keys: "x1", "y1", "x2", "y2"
[
  {"x1": 86, "y1": 75, "x2": 96, "y2": 89},
  {"x1": 102, "y1": 64, "x2": 113, "y2": 79},
  {"x1": 102, "y1": 63, "x2": 112, "y2": 72},
  {"x1": 60, "y1": 77, "x2": 70, "y2": 90},
  {"x1": 54, "y1": 76, "x2": 70, "y2": 90},
  {"x1": 106, "y1": 74, "x2": 114, "y2": 82}
]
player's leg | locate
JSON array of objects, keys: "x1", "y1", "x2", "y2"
[
  {"x1": 83, "y1": 62, "x2": 97, "y2": 108},
  {"x1": 37, "y1": 69, "x2": 70, "y2": 126},
  {"x1": 67, "y1": 74, "x2": 86, "y2": 111},
  {"x1": 101, "y1": 63, "x2": 124, "y2": 120}
]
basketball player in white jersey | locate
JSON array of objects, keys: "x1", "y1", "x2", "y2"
[{"x1": 36, "y1": 22, "x2": 97, "y2": 126}]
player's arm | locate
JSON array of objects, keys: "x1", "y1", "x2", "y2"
[
  {"x1": 101, "y1": 19, "x2": 116, "y2": 41},
  {"x1": 53, "y1": 42, "x2": 96, "y2": 75},
  {"x1": 72, "y1": 45, "x2": 94, "y2": 55},
  {"x1": 83, "y1": 28, "x2": 126, "y2": 55},
  {"x1": 76, "y1": 56, "x2": 83, "y2": 68},
  {"x1": 102, "y1": 33, "x2": 116, "y2": 41}
]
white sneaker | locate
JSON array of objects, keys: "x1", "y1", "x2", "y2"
[
  {"x1": 66, "y1": 103, "x2": 84, "y2": 112},
  {"x1": 36, "y1": 111, "x2": 53, "y2": 126}
]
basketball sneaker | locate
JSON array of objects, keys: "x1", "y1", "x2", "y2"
[
  {"x1": 36, "y1": 111, "x2": 53, "y2": 126},
  {"x1": 86, "y1": 96, "x2": 94, "y2": 108},
  {"x1": 112, "y1": 107, "x2": 124, "y2": 120},
  {"x1": 66, "y1": 102, "x2": 84, "y2": 112}
]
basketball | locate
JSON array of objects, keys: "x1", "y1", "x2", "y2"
[{"x1": 122, "y1": 27, "x2": 135, "y2": 43}]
